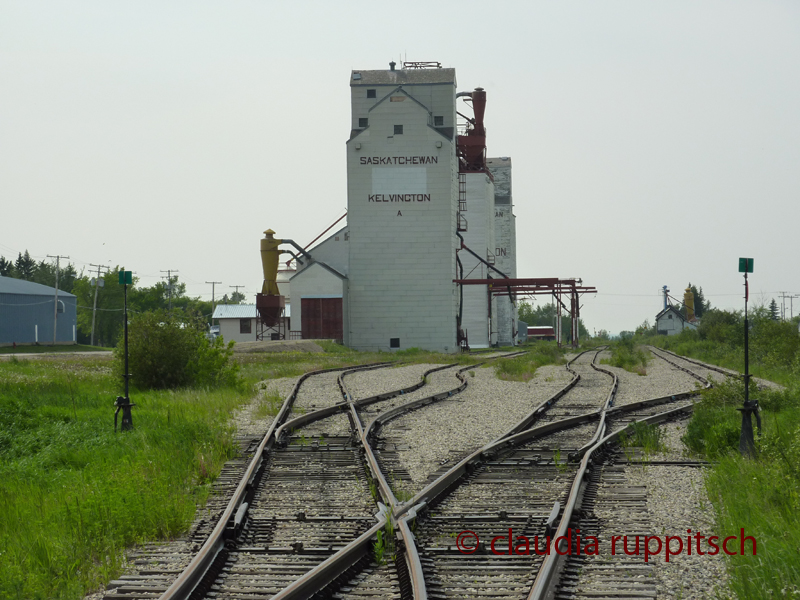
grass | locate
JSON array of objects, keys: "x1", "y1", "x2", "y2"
[
  {"x1": 0, "y1": 342, "x2": 527, "y2": 599},
  {"x1": 373, "y1": 507, "x2": 396, "y2": 565},
  {"x1": 671, "y1": 354, "x2": 800, "y2": 597},
  {"x1": 253, "y1": 388, "x2": 284, "y2": 419},
  {"x1": 603, "y1": 338, "x2": 649, "y2": 375},
  {"x1": 619, "y1": 421, "x2": 665, "y2": 460},
  {"x1": 0, "y1": 344, "x2": 109, "y2": 354},
  {"x1": 647, "y1": 330, "x2": 797, "y2": 387},
  {"x1": 493, "y1": 342, "x2": 564, "y2": 382},
  {"x1": 0, "y1": 358, "x2": 245, "y2": 599}
]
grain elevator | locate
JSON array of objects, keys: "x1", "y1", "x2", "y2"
[{"x1": 288, "y1": 61, "x2": 518, "y2": 352}]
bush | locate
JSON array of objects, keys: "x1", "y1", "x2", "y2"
[
  {"x1": 114, "y1": 311, "x2": 239, "y2": 390},
  {"x1": 606, "y1": 337, "x2": 649, "y2": 374},
  {"x1": 682, "y1": 377, "x2": 756, "y2": 457},
  {"x1": 494, "y1": 342, "x2": 563, "y2": 381}
]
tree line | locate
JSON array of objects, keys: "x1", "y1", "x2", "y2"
[
  {"x1": 1, "y1": 250, "x2": 246, "y2": 347},
  {"x1": 518, "y1": 301, "x2": 590, "y2": 343}
]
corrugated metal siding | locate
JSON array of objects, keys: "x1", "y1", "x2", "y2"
[
  {"x1": 212, "y1": 304, "x2": 291, "y2": 320},
  {"x1": 212, "y1": 305, "x2": 258, "y2": 319},
  {"x1": 0, "y1": 292, "x2": 77, "y2": 344}
]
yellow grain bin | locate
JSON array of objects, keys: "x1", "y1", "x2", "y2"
[{"x1": 684, "y1": 287, "x2": 695, "y2": 321}]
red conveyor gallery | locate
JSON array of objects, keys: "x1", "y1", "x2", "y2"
[{"x1": 453, "y1": 277, "x2": 597, "y2": 347}]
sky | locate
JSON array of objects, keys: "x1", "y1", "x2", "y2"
[{"x1": 2, "y1": 1, "x2": 799, "y2": 335}]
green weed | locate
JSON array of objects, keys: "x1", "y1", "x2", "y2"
[
  {"x1": 254, "y1": 389, "x2": 283, "y2": 419},
  {"x1": 619, "y1": 422, "x2": 664, "y2": 458},
  {"x1": 665, "y1": 345, "x2": 800, "y2": 596},
  {"x1": 373, "y1": 509, "x2": 396, "y2": 565},
  {"x1": 0, "y1": 357, "x2": 244, "y2": 599},
  {"x1": 552, "y1": 448, "x2": 570, "y2": 473},
  {"x1": 604, "y1": 338, "x2": 649, "y2": 375},
  {"x1": 494, "y1": 343, "x2": 564, "y2": 382}
]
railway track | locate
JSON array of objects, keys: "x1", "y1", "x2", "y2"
[
  {"x1": 390, "y1": 350, "x2": 615, "y2": 599},
  {"x1": 102, "y1": 362, "x2": 393, "y2": 600},
  {"x1": 102, "y1": 346, "x2": 731, "y2": 600},
  {"x1": 103, "y1": 354, "x2": 523, "y2": 600},
  {"x1": 647, "y1": 345, "x2": 737, "y2": 383},
  {"x1": 549, "y1": 348, "x2": 725, "y2": 600}
]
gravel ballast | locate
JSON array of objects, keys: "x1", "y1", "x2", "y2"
[
  {"x1": 345, "y1": 362, "x2": 441, "y2": 400},
  {"x1": 383, "y1": 362, "x2": 580, "y2": 490}
]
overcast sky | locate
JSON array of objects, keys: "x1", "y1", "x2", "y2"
[{"x1": 2, "y1": 1, "x2": 799, "y2": 335}]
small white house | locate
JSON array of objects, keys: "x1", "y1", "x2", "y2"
[
  {"x1": 212, "y1": 304, "x2": 291, "y2": 343},
  {"x1": 655, "y1": 306, "x2": 697, "y2": 336}
]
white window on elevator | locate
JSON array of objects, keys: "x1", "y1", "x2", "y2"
[{"x1": 394, "y1": 125, "x2": 403, "y2": 135}]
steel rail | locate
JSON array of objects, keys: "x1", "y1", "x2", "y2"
[
  {"x1": 268, "y1": 352, "x2": 525, "y2": 598},
  {"x1": 527, "y1": 402, "x2": 696, "y2": 600},
  {"x1": 347, "y1": 362, "x2": 460, "y2": 408},
  {"x1": 498, "y1": 348, "x2": 593, "y2": 439},
  {"x1": 273, "y1": 361, "x2": 448, "y2": 443},
  {"x1": 337, "y1": 361, "x2": 398, "y2": 401},
  {"x1": 239, "y1": 362, "x2": 463, "y2": 600},
  {"x1": 269, "y1": 363, "x2": 466, "y2": 599},
  {"x1": 394, "y1": 350, "x2": 604, "y2": 518},
  {"x1": 156, "y1": 361, "x2": 389, "y2": 600},
  {"x1": 528, "y1": 344, "x2": 714, "y2": 599},
  {"x1": 269, "y1": 517, "x2": 387, "y2": 600},
  {"x1": 397, "y1": 503, "x2": 428, "y2": 600},
  {"x1": 266, "y1": 349, "x2": 697, "y2": 600},
  {"x1": 398, "y1": 388, "x2": 701, "y2": 523},
  {"x1": 648, "y1": 345, "x2": 736, "y2": 381},
  {"x1": 350, "y1": 400, "x2": 399, "y2": 506},
  {"x1": 363, "y1": 363, "x2": 478, "y2": 451},
  {"x1": 571, "y1": 348, "x2": 619, "y2": 455},
  {"x1": 382, "y1": 348, "x2": 616, "y2": 600}
]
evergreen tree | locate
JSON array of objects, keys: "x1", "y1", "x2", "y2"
[
  {"x1": 0, "y1": 256, "x2": 14, "y2": 277},
  {"x1": 219, "y1": 291, "x2": 246, "y2": 305},
  {"x1": 769, "y1": 298, "x2": 780, "y2": 321},
  {"x1": 687, "y1": 283, "x2": 710, "y2": 318},
  {"x1": 15, "y1": 251, "x2": 36, "y2": 280}
]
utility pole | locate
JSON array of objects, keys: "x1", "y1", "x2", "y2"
[
  {"x1": 779, "y1": 292, "x2": 790, "y2": 321},
  {"x1": 47, "y1": 255, "x2": 69, "y2": 346},
  {"x1": 160, "y1": 270, "x2": 179, "y2": 313},
  {"x1": 779, "y1": 292, "x2": 785, "y2": 320},
  {"x1": 89, "y1": 263, "x2": 110, "y2": 346},
  {"x1": 789, "y1": 296, "x2": 800, "y2": 321},
  {"x1": 206, "y1": 281, "x2": 222, "y2": 320}
]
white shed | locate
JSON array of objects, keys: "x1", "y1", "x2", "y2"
[
  {"x1": 212, "y1": 304, "x2": 291, "y2": 343},
  {"x1": 655, "y1": 306, "x2": 697, "y2": 336}
]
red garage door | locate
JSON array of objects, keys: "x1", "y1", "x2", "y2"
[{"x1": 301, "y1": 298, "x2": 343, "y2": 340}]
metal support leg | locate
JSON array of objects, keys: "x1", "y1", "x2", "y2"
[{"x1": 737, "y1": 401, "x2": 758, "y2": 458}]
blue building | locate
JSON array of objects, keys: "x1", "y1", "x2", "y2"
[{"x1": 0, "y1": 275, "x2": 77, "y2": 345}]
